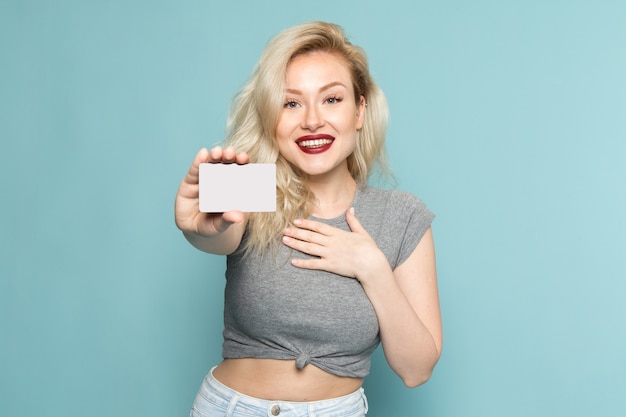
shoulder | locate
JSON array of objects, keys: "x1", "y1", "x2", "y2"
[
  {"x1": 357, "y1": 185, "x2": 435, "y2": 269},
  {"x1": 358, "y1": 185, "x2": 433, "y2": 219}
]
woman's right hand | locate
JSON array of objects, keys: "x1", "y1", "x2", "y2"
[{"x1": 175, "y1": 146, "x2": 250, "y2": 239}]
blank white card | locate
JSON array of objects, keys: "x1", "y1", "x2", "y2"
[{"x1": 198, "y1": 163, "x2": 276, "y2": 212}]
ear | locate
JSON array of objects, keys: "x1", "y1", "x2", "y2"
[{"x1": 356, "y1": 95, "x2": 366, "y2": 129}]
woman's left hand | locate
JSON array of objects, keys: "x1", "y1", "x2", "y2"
[{"x1": 281, "y1": 208, "x2": 389, "y2": 281}]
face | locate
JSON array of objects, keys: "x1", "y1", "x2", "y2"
[{"x1": 275, "y1": 51, "x2": 365, "y2": 180}]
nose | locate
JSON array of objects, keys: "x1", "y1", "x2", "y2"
[{"x1": 301, "y1": 105, "x2": 324, "y2": 130}]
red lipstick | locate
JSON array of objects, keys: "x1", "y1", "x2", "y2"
[{"x1": 295, "y1": 134, "x2": 334, "y2": 154}]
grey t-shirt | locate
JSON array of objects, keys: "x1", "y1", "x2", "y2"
[{"x1": 222, "y1": 185, "x2": 435, "y2": 378}]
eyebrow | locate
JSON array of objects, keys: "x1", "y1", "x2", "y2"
[{"x1": 285, "y1": 81, "x2": 347, "y2": 95}]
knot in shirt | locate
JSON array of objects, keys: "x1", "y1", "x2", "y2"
[{"x1": 295, "y1": 353, "x2": 310, "y2": 369}]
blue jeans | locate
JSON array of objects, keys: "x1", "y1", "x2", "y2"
[{"x1": 190, "y1": 367, "x2": 369, "y2": 417}]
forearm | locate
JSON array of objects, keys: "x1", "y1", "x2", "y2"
[
  {"x1": 182, "y1": 222, "x2": 245, "y2": 255},
  {"x1": 361, "y1": 267, "x2": 442, "y2": 387}
]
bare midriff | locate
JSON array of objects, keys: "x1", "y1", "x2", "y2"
[{"x1": 212, "y1": 358, "x2": 364, "y2": 402}]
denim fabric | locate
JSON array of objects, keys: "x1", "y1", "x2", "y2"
[{"x1": 190, "y1": 368, "x2": 368, "y2": 417}]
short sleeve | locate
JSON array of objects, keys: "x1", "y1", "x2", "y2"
[{"x1": 393, "y1": 192, "x2": 435, "y2": 268}]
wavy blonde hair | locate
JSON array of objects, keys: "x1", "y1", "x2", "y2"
[{"x1": 223, "y1": 21, "x2": 391, "y2": 254}]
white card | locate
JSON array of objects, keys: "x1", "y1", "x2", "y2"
[{"x1": 198, "y1": 163, "x2": 276, "y2": 212}]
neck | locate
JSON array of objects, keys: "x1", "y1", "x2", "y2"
[{"x1": 306, "y1": 172, "x2": 358, "y2": 219}]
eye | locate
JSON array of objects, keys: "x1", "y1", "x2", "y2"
[
  {"x1": 283, "y1": 100, "x2": 299, "y2": 109},
  {"x1": 325, "y1": 95, "x2": 343, "y2": 104}
]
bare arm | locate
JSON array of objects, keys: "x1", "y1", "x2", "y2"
[
  {"x1": 174, "y1": 146, "x2": 249, "y2": 255},
  {"x1": 361, "y1": 227, "x2": 442, "y2": 387}
]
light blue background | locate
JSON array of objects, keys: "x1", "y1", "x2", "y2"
[{"x1": 2, "y1": 1, "x2": 625, "y2": 416}]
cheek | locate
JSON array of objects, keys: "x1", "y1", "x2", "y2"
[
  {"x1": 275, "y1": 113, "x2": 296, "y2": 139},
  {"x1": 274, "y1": 124, "x2": 294, "y2": 155},
  {"x1": 331, "y1": 113, "x2": 360, "y2": 133}
]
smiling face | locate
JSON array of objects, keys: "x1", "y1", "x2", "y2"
[{"x1": 275, "y1": 51, "x2": 365, "y2": 181}]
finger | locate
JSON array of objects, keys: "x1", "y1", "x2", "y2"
[
  {"x1": 221, "y1": 146, "x2": 237, "y2": 163},
  {"x1": 290, "y1": 256, "x2": 325, "y2": 271},
  {"x1": 282, "y1": 234, "x2": 325, "y2": 258},
  {"x1": 222, "y1": 210, "x2": 245, "y2": 225},
  {"x1": 205, "y1": 212, "x2": 239, "y2": 234},
  {"x1": 235, "y1": 151, "x2": 250, "y2": 165},
  {"x1": 291, "y1": 218, "x2": 333, "y2": 236},
  {"x1": 283, "y1": 225, "x2": 327, "y2": 247},
  {"x1": 182, "y1": 148, "x2": 210, "y2": 186},
  {"x1": 208, "y1": 146, "x2": 224, "y2": 162}
]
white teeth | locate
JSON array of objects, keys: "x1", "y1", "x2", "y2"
[{"x1": 298, "y1": 139, "x2": 332, "y2": 148}]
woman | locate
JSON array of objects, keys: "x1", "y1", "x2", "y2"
[{"x1": 175, "y1": 21, "x2": 442, "y2": 416}]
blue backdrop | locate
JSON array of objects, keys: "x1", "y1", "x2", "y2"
[{"x1": 2, "y1": 1, "x2": 625, "y2": 416}]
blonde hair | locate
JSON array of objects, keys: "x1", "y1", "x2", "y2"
[{"x1": 224, "y1": 21, "x2": 391, "y2": 254}]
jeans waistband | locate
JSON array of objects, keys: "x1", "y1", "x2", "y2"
[{"x1": 203, "y1": 366, "x2": 368, "y2": 416}]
